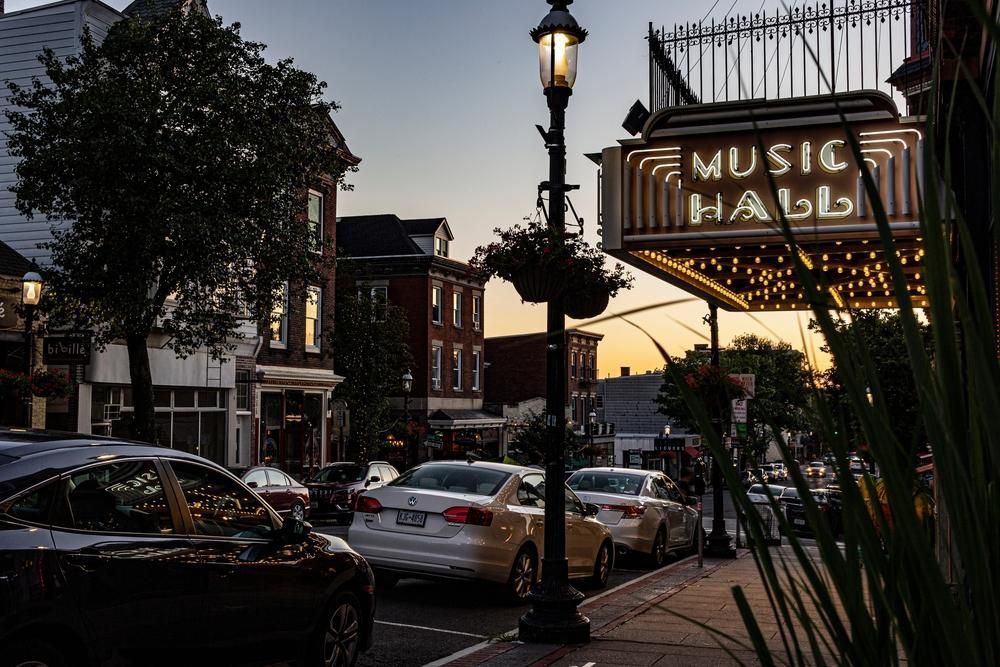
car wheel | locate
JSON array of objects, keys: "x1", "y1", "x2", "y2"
[
  {"x1": 589, "y1": 541, "x2": 613, "y2": 589},
  {"x1": 5, "y1": 638, "x2": 66, "y2": 667},
  {"x1": 649, "y1": 528, "x2": 667, "y2": 568},
  {"x1": 506, "y1": 546, "x2": 537, "y2": 602},
  {"x1": 317, "y1": 593, "x2": 362, "y2": 667},
  {"x1": 291, "y1": 501, "x2": 306, "y2": 522}
]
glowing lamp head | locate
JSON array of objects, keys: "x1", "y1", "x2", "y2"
[
  {"x1": 21, "y1": 270, "x2": 43, "y2": 307},
  {"x1": 531, "y1": 0, "x2": 587, "y2": 90},
  {"x1": 402, "y1": 369, "x2": 413, "y2": 394}
]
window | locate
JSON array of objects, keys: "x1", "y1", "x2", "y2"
[
  {"x1": 452, "y1": 292, "x2": 462, "y2": 328},
  {"x1": 270, "y1": 283, "x2": 288, "y2": 347},
  {"x1": 432, "y1": 286, "x2": 443, "y2": 324},
  {"x1": 434, "y1": 236, "x2": 449, "y2": 257},
  {"x1": 236, "y1": 370, "x2": 250, "y2": 411},
  {"x1": 308, "y1": 191, "x2": 323, "y2": 252},
  {"x1": 517, "y1": 475, "x2": 546, "y2": 508},
  {"x1": 571, "y1": 396, "x2": 578, "y2": 422},
  {"x1": 452, "y1": 349, "x2": 462, "y2": 390},
  {"x1": 305, "y1": 286, "x2": 321, "y2": 351},
  {"x1": 571, "y1": 352, "x2": 577, "y2": 379},
  {"x1": 431, "y1": 346, "x2": 442, "y2": 390},
  {"x1": 2, "y1": 481, "x2": 57, "y2": 525},
  {"x1": 589, "y1": 353, "x2": 595, "y2": 380},
  {"x1": 54, "y1": 461, "x2": 174, "y2": 535},
  {"x1": 170, "y1": 461, "x2": 276, "y2": 538},
  {"x1": 472, "y1": 295, "x2": 482, "y2": 330},
  {"x1": 244, "y1": 469, "x2": 268, "y2": 488},
  {"x1": 472, "y1": 351, "x2": 481, "y2": 391},
  {"x1": 389, "y1": 464, "x2": 510, "y2": 495},
  {"x1": 371, "y1": 286, "x2": 387, "y2": 321},
  {"x1": 265, "y1": 470, "x2": 291, "y2": 487}
]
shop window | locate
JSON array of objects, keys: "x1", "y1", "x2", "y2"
[{"x1": 174, "y1": 389, "x2": 195, "y2": 408}]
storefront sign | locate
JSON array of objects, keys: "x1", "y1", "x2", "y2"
[
  {"x1": 424, "y1": 432, "x2": 443, "y2": 449},
  {"x1": 0, "y1": 292, "x2": 20, "y2": 330},
  {"x1": 43, "y1": 336, "x2": 91, "y2": 365},
  {"x1": 731, "y1": 399, "x2": 748, "y2": 424}
]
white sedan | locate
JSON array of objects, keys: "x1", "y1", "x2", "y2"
[
  {"x1": 566, "y1": 468, "x2": 700, "y2": 567},
  {"x1": 347, "y1": 460, "x2": 614, "y2": 600}
]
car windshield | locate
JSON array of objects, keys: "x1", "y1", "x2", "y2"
[
  {"x1": 312, "y1": 465, "x2": 365, "y2": 483},
  {"x1": 809, "y1": 462, "x2": 824, "y2": 467},
  {"x1": 748, "y1": 484, "x2": 770, "y2": 495},
  {"x1": 566, "y1": 471, "x2": 644, "y2": 496},
  {"x1": 781, "y1": 487, "x2": 800, "y2": 499},
  {"x1": 390, "y1": 465, "x2": 511, "y2": 496}
]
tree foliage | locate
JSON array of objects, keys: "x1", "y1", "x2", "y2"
[
  {"x1": 332, "y1": 261, "x2": 412, "y2": 463},
  {"x1": 811, "y1": 310, "x2": 932, "y2": 461},
  {"x1": 656, "y1": 335, "x2": 811, "y2": 462},
  {"x1": 5, "y1": 10, "x2": 353, "y2": 441}
]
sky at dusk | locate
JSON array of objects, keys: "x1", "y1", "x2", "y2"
[{"x1": 6, "y1": 0, "x2": 832, "y2": 375}]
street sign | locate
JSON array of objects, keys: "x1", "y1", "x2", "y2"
[
  {"x1": 43, "y1": 336, "x2": 91, "y2": 365},
  {"x1": 731, "y1": 398, "x2": 748, "y2": 424},
  {"x1": 729, "y1": 374, "x2": 755, "y2": 398},
  {"x1": 424, "y1": 432, "x2": 443, "y2": 450},
  {"x1": 628, "y1": 451, "x2": 642, "y2": 467}
]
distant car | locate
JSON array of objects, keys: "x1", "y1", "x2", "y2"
[
  {"x1": 0, "y1": 429, "x2": 375, "y2": 667},
  {"x1": 770, "y1": 463, "x2": 788, "y2": 480},
  {"x1": 348, "y1": 460, "x2": 614, "y2": 600},
  {"x1": 740, "y1": 470, "x2": 760, "y2": 489},
  {"x1": 759, "y1": 464, "x2": 778, "y2": 483},
  {"x1": 241, "y1": 466, "x2": 310, "y2": 520},
  {"x1": 823, "y1": 453, "x2": 836, "y2": 465},
  {"x1": 805, "y1": 461, "x2": 827, "y2": 477},
  {"x1": 307, "y1": 461, "x2": 399, "y2": 523},
  {"x1": 567, "y1": 468, "x2": 700, "y2": 567},
  {"x1": 784, "y1": 486, "x2": 842, "y2": 537}
]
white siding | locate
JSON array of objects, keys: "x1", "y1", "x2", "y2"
[{"x1": 0, "y1": 1, "x2": 121, "y2": 265}]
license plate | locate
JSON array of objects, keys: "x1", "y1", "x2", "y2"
[
  {"x1": 794, "y1": 518, "x2": 806, "y2": 526},
  {"x1": 396, "y1": 510, "x2": 427, "y2": 527}
]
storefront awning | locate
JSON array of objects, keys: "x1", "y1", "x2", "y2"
[{"x1": 427, "y1": 409, "x2": 507, "y2": 431}]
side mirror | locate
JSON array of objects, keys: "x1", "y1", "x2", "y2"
[
  {"x1": 584, "y1": 503, "x2": 601, "y2": 517},
  {"x1": 279, "y1": 516, "x2": 312, "y2": 543},
  {"x1": 369, "y1": 475, "x2": 381, "y2": 483},
  {"x1": 247, "y1": 481, "x2": 258, "y2": 489}
]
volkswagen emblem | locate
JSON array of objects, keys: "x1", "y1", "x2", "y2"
[{"x1": 407, "y1": 496, "x2": 418, "y2": 507}]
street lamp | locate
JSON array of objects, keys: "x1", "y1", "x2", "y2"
[
  {"x1": 21, "y1": 265, "x2": 43, "y2": 428},
  {"x1": 519, "y1": 0, "x2": 590, "y2": 646},
  {"x1": 402, "y1": 369, "x2": 415, "y2": 468},
  {"x1": 588, "y1": 409, "x2": 597, "y2": 465},
  {"x1": 865, "y1": 386, "x2": 874, "y2": 406}
]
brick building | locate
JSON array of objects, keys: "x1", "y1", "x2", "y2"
[
  {"x1": 484, "y1": 329, "x2": 604, "y2": 433},
  {"x1": 337, "y1": 214, "x2": 503, "y2": 466}
]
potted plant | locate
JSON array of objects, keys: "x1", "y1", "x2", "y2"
[
  {"x1": 471, "y1": 222, "x2": 633, "y2": 310},
  {"x1": 0, "y1": 369, "x2": 31, "y2": 398},
  {"x1": 29, "y1": 369, "x2": 74, "y2": 399}
]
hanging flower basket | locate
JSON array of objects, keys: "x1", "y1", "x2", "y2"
[
  {"x1": 512, "y1": 265, "x2": 568, "y2": 303},
  {"x1": 565, "y1": 284, "x2": 611, "y2": 319},
  {"x1": 0, "y1": 369, "x2": 31, "y2": 397},
  {"x1": 30, "y1": 370, "x2": 74, "y2": 399}
]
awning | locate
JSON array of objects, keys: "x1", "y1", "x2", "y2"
[
  {"x1": 427, "y1": 409, "x2": 507, "y2": 431},
  {"x1": 685, "y1": 446, "x2": 701, "y2": 458}
]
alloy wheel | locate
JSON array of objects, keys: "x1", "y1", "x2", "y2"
[
  {"x1": 511, "y1": 551, "x2": 536, "y2": 599},
  {"x1": 652, "y1": 530, "x2": 667, "y2": 567},
  {"x1": 322, "y1": 599, "x2": 360, "y2": 667},
  {"x1": 291, "y1": 503, "x2": 305, "y2": 521},
  {"x1": 596, "y1": 543, "x2": 611, "y2": 583}
]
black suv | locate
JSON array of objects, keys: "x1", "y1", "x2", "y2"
[
  {"x1": 307, "y1": 461, "x2": 399, "y2": 523},
  {"x1": 0, "y1": 429, "x2": 375, "y2": 667}
]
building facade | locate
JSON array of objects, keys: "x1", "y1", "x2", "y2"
[{"x1": 337, "y1": 214, "x2": 502, "y2": 466}]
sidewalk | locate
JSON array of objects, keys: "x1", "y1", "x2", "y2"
[{"x1": 436, "y1": 550, "x2": 792, "y2": 667}]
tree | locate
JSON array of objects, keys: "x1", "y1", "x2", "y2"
[
  {"x1": 332, "y1": 262, "x2": 412, "y2": 463},
  {"x1": 507, "y1": 411, "x2": 579, "y2": 465},
  {"x1": 656, "y1": 335, "x2": 811, "y2": 462},
  {"x1": 812, "y1": 310, "x2": 932, "y2": 462},
  {"x1": 5, "y1": 10, "x2": 352, "y2": 441}
]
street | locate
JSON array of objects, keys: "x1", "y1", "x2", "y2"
[
  {"x1": 312, "y1": 524, "x2": 692, "y2": 666},
  {"x1": 311, "y1": 469, "x2": 838, "y2": 667}
]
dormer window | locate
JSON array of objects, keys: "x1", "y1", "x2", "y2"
[{"x1": 434, "y1": 237, "x2": 449, "y2": 258}]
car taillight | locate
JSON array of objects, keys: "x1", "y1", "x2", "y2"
[
  {"x1": 355, "y1": 495, "x2": 382, "y2": 513},
  {"x1": 600, "y1": 504, "x2": 646, "y2": 519},
  {"x1": 442, "y1": 506, "x2": 494, "y2": 526}
]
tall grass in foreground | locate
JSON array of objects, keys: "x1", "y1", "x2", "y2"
[{"x1": 649, "y1": 14, "x2": 1000, "y2": 667}]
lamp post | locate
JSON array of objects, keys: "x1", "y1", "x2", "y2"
[
  {"x1": 402, "y1": 369, "x2": 414, "y2": 469},
  {"x1": 21, "y1": 265, "x2": 43, "y2": 428},
  {"x1": 705, "y1": 303, "x2": 735, "y2": 558},
  {"x1": 588, "y1": 409, "x2": 597, "y2": 466},
  {"x1": 519, "y1": 0, "x2": 590, "y2": 645}
]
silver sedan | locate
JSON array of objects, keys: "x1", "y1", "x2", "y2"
[
  {"x1": 347, "y1": 460, "x2": 615, "y2": 600},
  {"x1": 567, "y1": 467, "x2": 700, "y2": 567}
]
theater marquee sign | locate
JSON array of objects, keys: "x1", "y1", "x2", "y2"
[{"x1": 600, "y1": 93, "x2": 927, "y2": 311}]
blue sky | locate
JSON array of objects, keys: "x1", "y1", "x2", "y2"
[{"x1": 5, "y1": 0, "x2": 830, "y2": 374}]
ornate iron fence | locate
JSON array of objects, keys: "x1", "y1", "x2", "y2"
[{"x1": 649, "y1": 0, "x2": 929, "y2": 114}]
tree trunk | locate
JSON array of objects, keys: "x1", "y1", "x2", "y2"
[{"x1": 126, "y1": 333, "x2": 156, "y2": 443}]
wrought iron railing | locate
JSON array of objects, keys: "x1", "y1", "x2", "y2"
[{"x1": 648, "y1": 0, "x2": 929, "y2": 115}]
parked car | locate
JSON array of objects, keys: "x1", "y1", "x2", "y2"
[
  {"x1": 242, "y1": 466, "x2": 310, "y2": 520},
  {"x1": 0, "y1": 428, "x2": 375, "y2": 667},
  {"x1": 308, "y1": 461, "x2": 400, "y2": 523},
  {"x1": 567, "y1": 467, "x2": 700, "y2": 567},
  {"x1": 348, "y1": 460, "x2": 614, "y2": 600},
  {"x1": 805, "y1": 461, "x2": 827, "y2": 477},
  {"x1": 746, "y1": 483, "x2": 786, "y2": 505},
  {"x1": 783, "y1": 486, "x2": 842, "y2": 537}
]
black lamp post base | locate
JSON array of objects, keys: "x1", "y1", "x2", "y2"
[
  {"x1": 518, "y1": 586, "x2": 590, "y2": 645},
  {"x1": 704, "y1": 530, "x2": 737, "y2": 558}
]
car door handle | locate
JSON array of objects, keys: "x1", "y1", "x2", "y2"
[{"x1": 63, "y1": 553, "x2": 109, "y2": 574}]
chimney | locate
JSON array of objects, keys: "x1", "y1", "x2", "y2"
[{"x1": 620, "y1": 366, "x2": 630, "y2": 377}]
